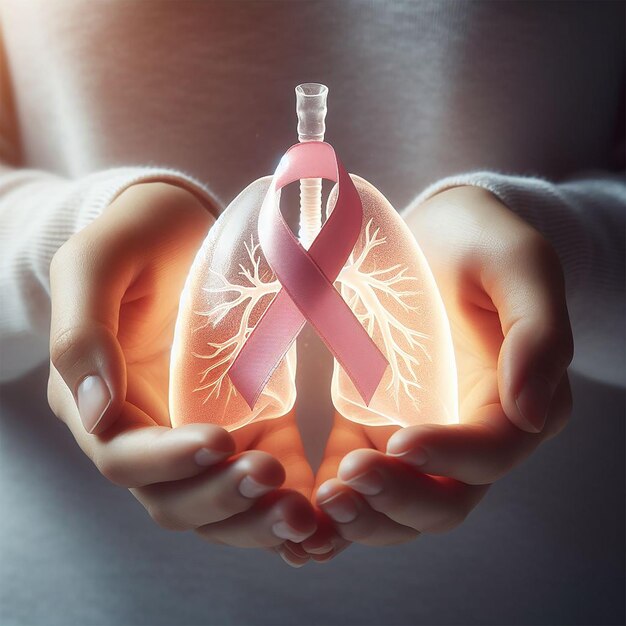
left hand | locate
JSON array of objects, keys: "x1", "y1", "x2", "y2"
[
  {"x1": 47, "y1": 182, "x2": 317, "y2": 554},
  {"x1": 293, "y1": 185, "x2": 573, "y2": 563}
]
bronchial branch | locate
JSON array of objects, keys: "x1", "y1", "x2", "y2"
[
  {"x1": 193, "y1": 219, "x2": 431, "y2": 409},
  {"x1": 337, "y1": 220, "x2": 431, "y2": 407},
  {"x1": 192, "y1": 237, "x2": 280, "y2": 404}
]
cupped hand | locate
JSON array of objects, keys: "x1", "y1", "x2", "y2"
[
  {"x1": 302, "y1": 185, "x2": 573, "y2": 558},
  {"x1": 47, "y1": 182, "x2": 316, "y2": 551}
]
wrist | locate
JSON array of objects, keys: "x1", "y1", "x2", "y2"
[{"x1": 115, "y1": 181, "x2": 218, "y2": 226}]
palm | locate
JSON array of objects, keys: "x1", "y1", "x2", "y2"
[
  {"x1": 443, "y1": 280, "x2": 503, "y2": 426},
  {"x1": 308, "y1": 230, "x2": 507, "y2": 555},
  {"x1": 110, "y1": 216, "x2": 313, "y2": 496},
  {"x1": 314, "y1": 279, "x2": 503, "y2": 479},
  {"x1": 302, "y1": 188, "x2": 575, "y2": 558}
]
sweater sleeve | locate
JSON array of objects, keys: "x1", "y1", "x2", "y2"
[
  {"x1": 0, "y1": 27, "x2": 221, "y2": 382},
  {"x1": 411, "y1": 171, "x2": 626, "y2": 388},
  {"x1": 0, "y1": 165, "x2": 221, "y2": 382}
]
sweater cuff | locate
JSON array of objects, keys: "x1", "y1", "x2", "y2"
[
  {"x1": 413, "y1": 172, "x2": 592, "y2": 291},
  {"x1": 27, "y1": 166, "x2": 221, "y2": 301},
  {"x1": 74, "y1": 166, "x2": 222, "y2": 233}
]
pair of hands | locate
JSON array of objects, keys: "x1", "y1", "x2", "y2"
[{"x1": 46, "y1": 181, "x2": 573, "y2": 567}]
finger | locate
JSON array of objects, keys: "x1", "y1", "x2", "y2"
[
  {"x1": 251, "y1": 414, "x2": 315, "y2": 499},
  {"x1": 543, "y1": 374, "x2": 572, "y2": 440},
  {"x1": 337, "y1": 450, "x2": 488, "y2": 532},
  {"x1": 274, "y1": 543, "x2": 311, "y2": 568},
  {"x1": 308, "y1": 541, "x2": 350, "y2": 563},
  {"x1": 386, "y1": 377, "x2": 572, "y2": 486},
  {"x1": 49, "y1": 231, "x2": 132, "y2": 434},
  {"x1": 48, "y1": 183, "x2": 213, "y2": 435},
  {"x1": 274, "y1": 535, "x2": 347, "y2": 567},
  {"x1": 315, "y1": 479, "x2": 420, "y2": 546},
  {"x1": 48, "y1": 365, "x2": 236, "y2": 487},
  {"x1": 485, "y1": 231, "x2": 573, "y2": 433},
  {"x1": 314, "y1": 412, "x2": 373, "y2": 491},
  {"x1": 94, "y1": 420, "x2": 236, "y2": 487},
  {"x1": 195, "y1": 490, "x2": 317, "y2": 548},
  {"x1": 300, "y1": 508, "x2": 351, "y2": 559},
  {"x1": 132, "y1": 450, "x2": 286, "y2": 531},
  {"x1": 306, "y1": 413, "x2": 370, "y2": 554}
]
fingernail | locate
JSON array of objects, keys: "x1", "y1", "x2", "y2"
[
  {"x1": 387, "y1": 445, "x2": 428, "y2": 467},
  {"x1": 516, "y1": 375, "x2": 552, "y2": 432},
  {"x1": 77, "y1": 375, "x2": 111, "y2": 434},
  {"x1": 312, "y1": 542, "x2": 350, "y2": 563},
  {"x1": 194, "y1": 448, "x2": 228, "y2": 466},
  {"x1": 344, "y1": 471, "x2": 384, "y2": 496},
  {"x1": 239, "y1": 476, "x2": 274, "y2": 499},
  {"x1": 304, "y1": 543, "x2": 334, "y2": 555},
  {"x1": 277, "y1": 546, "x2": 308, "y2": 568},
  {"x1": 272, "y1": 521, "x2": 311, "y2": 542},
  {"x1": 284, "y1": 541, "x2": 310, "y2": 559},
  {"x1": 319, "y1": 492, "x2": 359, "y2": 523}
]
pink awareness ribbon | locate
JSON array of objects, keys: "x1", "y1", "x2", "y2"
[{"x1": 228, "y1": 141, "x2": 388, "y2": 409}]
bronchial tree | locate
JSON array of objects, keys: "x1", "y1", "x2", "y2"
[
  {"x1": 192, "y1": 237, "x2": 280, "y2": 405},
  {"x1": 337, "y1": 219, "x2": 431, "y2": 408}
]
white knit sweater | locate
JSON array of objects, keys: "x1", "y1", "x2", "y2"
[{"x1": 0, "y1": 0, "x2": 623, "y2": 386}]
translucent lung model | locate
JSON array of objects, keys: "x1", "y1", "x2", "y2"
[
  {"x1": 330, "y1": 176, "x2": 458, "y2": 427},
  {"x1": 169, "y1": 177, "x2": 297, "y2": 430},
  {"x1": 169, "y1": 171, "x2": 458, "y2": 431},
  {"x1": 169, "y1": 83, "x2": 458, "y2": 431}
]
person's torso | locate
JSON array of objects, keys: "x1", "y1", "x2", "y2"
[{"x1": 2, "y1": 0, "x2": 623, "y2": 208}]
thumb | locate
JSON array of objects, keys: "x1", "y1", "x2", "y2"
[
  {"x1": 49, "y1": 235, "x2": 129, "y2": 435},
  {"x1": 488, "y1": 235, "x2": 574, "y2": 433}
]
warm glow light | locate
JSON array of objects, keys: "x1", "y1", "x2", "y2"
[
  {"x1": 330, "y1": 175, "x2": 458, "y2": 427},
  {"x1": 169, "y1": 177, "x2": 297, "y2": 431}
]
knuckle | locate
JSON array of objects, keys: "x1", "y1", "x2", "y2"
[{"x1": 49, "y1": 326, "x2": 89, "y2": 374}]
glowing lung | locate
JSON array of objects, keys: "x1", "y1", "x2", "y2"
[
  {"x1": 330, "y1": 176, "x2": 458, "y2": 427},
  {"x1": 169, "y1": 172, "x2": 458, "y2": 431},
  {"x1": 169, "y1": 176, "x2": 297, "y2": 431}
]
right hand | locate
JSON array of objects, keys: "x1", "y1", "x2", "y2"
[
  {"x1": 302, "y1": 185, "x2": 573, "y2": 557},
  {"x1": 47, "y1": 182, "x2": 316, "y2": 554}
]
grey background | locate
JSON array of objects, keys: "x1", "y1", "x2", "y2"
[{"x1": 0, "y1": 359, "x2": 624, "y2": 626}]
